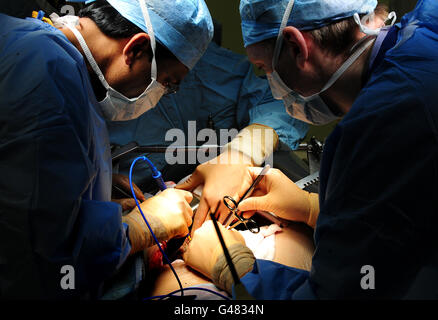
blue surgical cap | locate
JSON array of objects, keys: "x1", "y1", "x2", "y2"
[
  {"x1": 240, "y1": 0, "x2": 378, "y2": 47},
  {"x1": 69, "y1": 0, "x2": 214, "y2": 69}
]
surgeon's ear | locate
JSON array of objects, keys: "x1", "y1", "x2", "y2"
[
  {"x1": 282, "y1": 26, "x2": 309, "y2": 70},
  {"x1": 123, "y1": 33, "x2": 151, "y2": 66}
]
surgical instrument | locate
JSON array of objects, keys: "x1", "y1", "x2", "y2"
[
  {"x1": 111, "y1": 141, "x2": 224, "y2": 161},
  {"x1": 222, "y1": 164, "x2": 271, "y2": 233},
  {"x1": 209, "y1": 209, "x2": 254, "y2": 300},
  {"x1": 295, "y1": 171, "x2": 320, "y2": 190}
]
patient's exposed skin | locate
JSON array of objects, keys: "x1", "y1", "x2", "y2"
[{"x1": 147, "y1": 221, "x2": 315, "y2": 297}]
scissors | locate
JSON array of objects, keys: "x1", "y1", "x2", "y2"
[{"x1": 222, "y1": 164, "x2": 270, "y2": 233}]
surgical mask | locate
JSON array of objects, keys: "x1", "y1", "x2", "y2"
[
  {"x1": 268, "y1": 0, "x2": 377, "y2": 125},
  {"x1": 268, "y1": 69, "x2": 341, "y2": 125},
  {"x1": 51, "y1": 2, "x2": 166, "y2": 122},
  {"x1": 270, "y1": 36, "x2": 375, "y2": 125}
]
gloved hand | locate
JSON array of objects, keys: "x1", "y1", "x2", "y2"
[
  {"x1": 122, "y1": 189, "x2": 193, "y2": 254},
  {"x1": 238, "y1": 167, "x2": 320, "y2": 228},
  {"x1": 112, "y1": 173, "x2": 146, "y2": 211},
  {"x1": 183, "y1": 220, "x2": 255, "y2": 294},
  {"x1": 176, "y1": 150, "x2": 254, "y2": 232},
  {"x1": 176, "y1": 124, "x2": 279, "y2": 232}
]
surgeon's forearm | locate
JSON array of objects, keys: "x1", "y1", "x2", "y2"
[{"x1": 224, "y1": 124, "x2": 279, "y2": 166}]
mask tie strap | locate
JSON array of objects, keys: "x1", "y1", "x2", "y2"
[
  {"x1": 386, "y1": 11, "x2": 397, "y2": 27},
  {"x1": 63, "y1": 23, "x2": 111, "y2": 90},
  {"x1": 354, "y1": 11, "x2": 397, "y2": 36},
  {"x1": 272, "y1": 0, "x2": 295, "y2": 71},
  {"x1": 354, "y1": 13, "x2": 379, "y2": 36},
  {"x1": 318, "y1": 38, "x2": 375, "y2": 94},
  {"x1": 139, "y1": 0, "x2": 158, "y2": 82}
]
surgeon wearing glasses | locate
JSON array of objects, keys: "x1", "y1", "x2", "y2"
[{"x1": 0, "y1": 0, "x2": 213, "y2": 299}]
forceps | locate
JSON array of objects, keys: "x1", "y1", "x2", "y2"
[{"x1": 222, "y1": 165, "x2": 270, "y2": 233}]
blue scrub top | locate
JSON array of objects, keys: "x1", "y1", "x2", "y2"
[
  {"x1": 0, "y1": 14, "x2": 131, "y2": 298},
  {"x1": 239, "y1": 0, "x2": 438, "y2": 299}
]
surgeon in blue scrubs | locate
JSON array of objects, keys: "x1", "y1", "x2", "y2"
[
  {"x1": 0, "y1": 0, "x2": 213, "y2": 298},
  {"x1": 183, "y1": 0, "x2": 438, "y2": 299},
  {"x1": 107, "y1": 39, "x2": 309, "y2": 195}
]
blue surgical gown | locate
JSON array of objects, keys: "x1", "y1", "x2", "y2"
[
  {"x1": 0, "y1": 14, "x2": 131, "y2": 298},
  {"x1": 107, "y1": 42, "x2": 309, "y2": 188},
  {"x1": 239, "y1": 0, "x2": 438, "y2": 299}
]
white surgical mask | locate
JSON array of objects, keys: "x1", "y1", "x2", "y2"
[
  {"x1": 268, "y1": 0, "x2": 378, "y2": 125},
  {"x1": 267, "y1": 71, "x2": 291, "y2": 100},
  {"x1": 51, "y1": 1, "x2": 166, "y2": 122}
]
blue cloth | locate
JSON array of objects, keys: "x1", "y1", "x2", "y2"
[
  {"x1": 233, "y1": 260, "x2": 309, "y2": 300},
  {"x1": 0, "y1": 14, "x2": 131, "y2": 298},
  {"x1": 107, "y1": 42, "x2": 308, "y2": 188},
  {"x1": 70, "y1": 0, "x2": 214, "y2": 69},
  {"x1": 240, "y1": 0, "x2": 438, "y2": 299},
  {"x1": 240, "y1": 0, "x2": 377, "y2": 47}
]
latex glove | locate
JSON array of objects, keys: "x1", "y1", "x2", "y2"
[
  {"x1": 183, "y1": 220, "x2": 255, "y2": 294},
  {"x1": 176, "y1": 124, "x2": 279, "y2": 232},
  {"x1": 112, "y1": 173, "x2": 145, "y2": 211},
  {"x1": 238, "y1": 167, "x2": 320, "y2": 228},
  {"x1": 176, "y1": 150, "x2": 254, "y2": 232},
  {"x1": 122, "y1": 189, "x2": 193, "y2": 254}
]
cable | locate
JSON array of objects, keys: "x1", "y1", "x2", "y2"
[
  {"x1": 129, "y1": 156, "x2": 184, "y2": 296},
  {"x1": 166, "y1": 287, "x2": 231, "y2": 300},
  {"x1": 129, "y1": 156, "x2": 232, "y2": 301},
  {"x1": 143, "y1": 287, "x2": 231, "y2": 301},
  {"x1": 135, "y1": 154, "x2": 167, "y2": 191}
]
